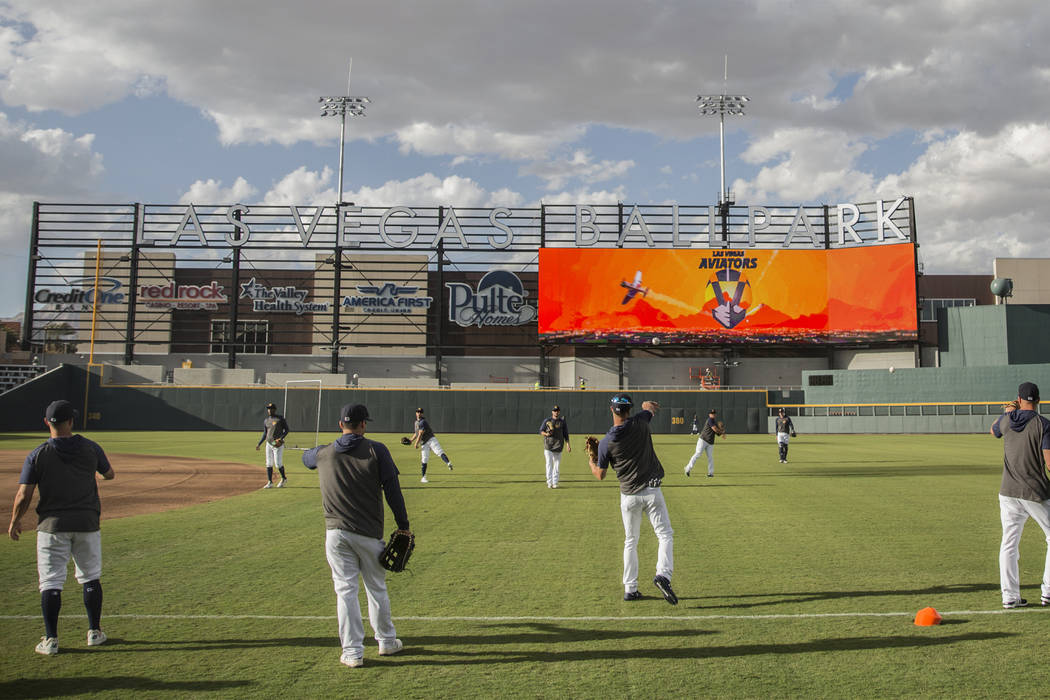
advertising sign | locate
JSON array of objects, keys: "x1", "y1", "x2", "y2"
[{"x1": 538, "y1": 244, "x2": 917, "y2": 344}]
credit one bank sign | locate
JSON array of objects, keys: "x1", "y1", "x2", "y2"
[{"x1": 132, "y1": 198, "x2": 912, "y2": 250}]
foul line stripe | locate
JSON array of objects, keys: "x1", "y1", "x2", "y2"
[{"x1": 0, "y1": 609, "x2": 1045, "y2": 622}]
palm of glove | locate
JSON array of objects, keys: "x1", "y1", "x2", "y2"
[
  {"x1": 584, "y1": 436, "x2": 600, "y2": 462},
  {"x1": 400, "y1": 436, "x2": 412, "y2": 445},
  {"x1": 379, "y1": 530, "x2": 415, "y2": 572}
]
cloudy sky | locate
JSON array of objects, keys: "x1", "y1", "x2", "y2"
[{"x1": 1, "y1": 0, "x2": 1048, "y2": 318}]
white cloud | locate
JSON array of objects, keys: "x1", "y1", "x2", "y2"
[
  {"x1": 261, "y1": 166, "x2": 335, "y2": 205},
  {"x1": 733, "y1": 128, "x2": 874, "y2": 203},
  {"x1": 520, "y1": 149, "x2": 634, "y2": 191},
  {"x1": 347, "y1": 173, "x2": 524, "y2": 208},
  {"x1": 178, "y1": 177, "x2": 257, "y2": 204},
  {"x1": 875, "y1": 123, "x2": 1050, "y2": 273},
  {"x1": 395, "y1": 123, "x2": 584, "y2": 162}
]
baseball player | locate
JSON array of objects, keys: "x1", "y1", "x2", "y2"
[
  {"x1": 256, "y1": 402, "x2": 290, "y2": 488},
  {"x1": 411, "y1": 407, "x2": 453, "y2": 483},
  {"x1": 775, "y1": 408, "x2": 796, "y2": 463},
  {"x1": 690, "y1": 413, "x2": 699, "y2": 435},
  {"x1": 539, "y1": 404, "x2": 571, "y2": 489},
  {"x1": 991, "y1": 381, "x2": 1050, "y2": 609},
  {"x1": 588, "y1": 393, "x2": 677, "y2": 604},
  {"x1": 8, "y1": 399, "x2": 115, "y2": 655},
  {"x1": 301, "y1": 403, "x2": 410, "y2": 667},
  {"x1": 685, "y1": 408, "x2": 724, "y2": 477}
]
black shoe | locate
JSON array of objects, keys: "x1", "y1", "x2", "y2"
[
  {"x1": 1003, "y1": 598, "x2": 1028, "y2": 609},
  {"x1": 447, "y1": 463, "x2": 453, "y2": 471},
  {"x1": 653, "y1": 576, "x2": 678, "y2": 605},
  {"x1": 1041, "y1": 596, "x2": 1050, "y2": 607},
  {"x1": 623, "y1": 590, "x2": 642, "y2": 601}
]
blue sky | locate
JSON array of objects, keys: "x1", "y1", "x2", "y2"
[{"x1": 1, "y1": 0, "x2": 1049, "y2": 318}]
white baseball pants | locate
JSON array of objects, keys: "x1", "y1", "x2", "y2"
[
  {"x1": 420, "y1": 437, "x2": 445, "y2": 463},
  {"x1": 544, "y1": 449, "x2": 562, "y2": 486},
  {"x1": 998, "y1": 494, "x2": 1050, "y2": 604},
  {"x1": 686, "y1": 438, "x2": 715, "y2": 476},
  {"x1": 264, "y1": 442, "x2": 284, "y2": 467},
  {"x1": 324, "y1": 528, "x2": 398, "y2": 660},
  {"x1": 37, "y1": 530, "x2": 102, "y2": 591},
  {"x1": 620, "y1": 487, "x2": 674, "y2": 593}
]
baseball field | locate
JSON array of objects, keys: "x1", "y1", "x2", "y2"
[{"x1": 1, "y1": 429, "x2": 1047, "y2": 698}]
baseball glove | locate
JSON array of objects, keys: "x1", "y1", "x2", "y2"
[
  {"x1": 791, "y1": 431, "x2": 797, "y2": 438},
  {"x1": 716, "y1": 421, "x2": 726, "y2": 438},
  {"x1": 1003, "y1": 399, "x2": 1020, "y2": 413},
  {"x1": 400, "y1": 436, "x2": 412, "y2": 446},
  {"x1": 273, "y1": 438, "x2": 284, "y2": 447},
  {"x1": 379, "y1": 530, "x2": 415, "y2": 572},
  {"x1": 584, "y1": 436, "x2": 600, "y2": 463}
]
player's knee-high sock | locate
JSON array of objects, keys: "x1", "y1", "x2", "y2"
[
  {"x1": 41, "y1": 589, "x2": 61, "y2": 638},
  {"x1": 783, "y1": 443, "x2": 789, "y2": 460},
  {"x1": 278, "y1": 466, "x2": 287, "y2": 479},
  {"x1": 421, "y1": 463, "x2": 428, "y2": 478},
  {"x1": 83, "y1": 580, "x2": 102, "y2": 630},
  {"x1": 266, "y1": 467, "x2": 274, "y2": 482},
  {"x1": 440, "y1": 453, "x2": 451, "y2": 464}
]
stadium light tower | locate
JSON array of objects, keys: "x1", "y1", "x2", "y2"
[
  {"x1": 697, "y1": 56, "x2": 749, "y2": 206},
  {"x1": 319, "y1": 60, "x2": 370, "y2": 205}
]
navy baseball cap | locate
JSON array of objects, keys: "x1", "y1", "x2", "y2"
[
  {"x1": 1019, "y1": 382, "x2": 1040, "y2": 402},
  {"x1": 552, "y1": 405, "x2": 561, "y2": 411},
  {"x1": 611, "y1": 393, "x2": 633, "y2": 407},
  {"x1": 45, "y1": 400, "x2": 76, "y2": 424},
  {"x1": 341, "y1": 403, "x2": 370, "y2": 423},
  {"x1": 265, "y1": 402, "x2": 277, "y2": 410},
  {"x1": 415, "y1": 407, "x2": 424, "y2": 413}
]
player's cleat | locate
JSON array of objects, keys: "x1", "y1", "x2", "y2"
[
  {"x1": 707, "y1": 473, "x2": 713, "y2": 478},
  {"x1": 684, "y1": 465, "x2": 692, "y2": 477},
  {"x1": 277, "y1": 478, "x2": 287, "y2": 488},
  {"x1": 378, "y1": 638, "x2": 404, "y2": 655},
  {"x1": 262, "y1": 482, "x2": 273, "y2": 489},
  {"x1": 653, "y1": 575, "x2": 678, "y2": 605},
  {"x1": 1002, "y1": 598, "x2": 1028, "y2": 609},
  {"x1": 623, "y1": 590, "x2": 642, "y2": 601},
  {"x1": 35, "y1": 636, "x2": 58, "y2": 655},
  {"x1": 340, "y1": 654, "x2": 364, "y2": 668},
  {"x1": 1042, "y1": 596, "x2": 1050, "y2": 607},
  {"x1": 551, "y1": 483, "x2": 558, "y2": 489},
  {"x1": 87, "y1": 629, "x2": 107, "y2": 646},
  {"x1": 420, "y1": 476, "x2": 429, "y2": 483},
  {"x1": 447, "y1": 463, "x2": 453, "y2": 471}
]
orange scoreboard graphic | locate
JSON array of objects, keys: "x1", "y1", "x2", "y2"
[{"x1": 538, "y1": 244, "x2": 918, "y2": 344}]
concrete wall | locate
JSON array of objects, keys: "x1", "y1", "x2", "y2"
[
  {"x1": 938, "y1": 305, "x2": 1007, "y2": 368},
  {"x1": 102, "y1": 364, "x2": 165, "y2": 385},
  {"x1": 172, "y1": 368, "x2": 255, "y2": 386},
  {"x1": 264, "y1": 373, "x2": 349, "y2": 387},
  {"x1": 994, "y1": 258, "x2": 1050, "y2": 304},
  {"x1": 832, "y1": 348, "x2": 917, "y2": 370},
  {"x1": 767, "y1": 414, "x2": 1006, "y2": 434}
]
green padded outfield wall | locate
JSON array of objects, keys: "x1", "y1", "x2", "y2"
[
  {"x1": 0, "y1": 366, "x2": 767, "y2": 435},
  {"x1": 938, "y1": 304, "x2": 1050, "y2": 368},
  {"x1": 802, "y1": 364, "x2": 1050, "y2": 405}
]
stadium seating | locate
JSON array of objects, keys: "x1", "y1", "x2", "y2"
[{"x1": 0, "y1": 364, "x2": 46, "y2": 394}]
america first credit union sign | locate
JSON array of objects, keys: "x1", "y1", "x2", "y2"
[{"x1": 129, "y1": 198, "x2": 914, "y2": 251}]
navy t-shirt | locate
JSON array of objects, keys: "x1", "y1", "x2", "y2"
[{"x1": 20, "y1": 435, "x2": 112, "y2": 532}]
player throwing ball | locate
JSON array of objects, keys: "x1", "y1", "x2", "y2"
[
  {"x1": 587, "y1": 393, "x2": 677, "y2": 605},
  {"x1": 411, "y1": 407, "x2": 453, "y2": 483},
  {"x1": 256, "y1": 402, "x2": 290, "y2": 488}
]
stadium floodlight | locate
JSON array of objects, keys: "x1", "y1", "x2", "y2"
[
  {"x1": 696, "y1": 93, "x2": 749, "y2": 205},
  {"x1": 697, "y1": 57, "x2": 749, "y2": 206},
  {"x1": 319, "y1": 61, "x2": 370, "y2": 206}
]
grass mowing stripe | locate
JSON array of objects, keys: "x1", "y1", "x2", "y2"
[{"x1": 2, "y1": 609, "x2": 1046, "y2": 621}]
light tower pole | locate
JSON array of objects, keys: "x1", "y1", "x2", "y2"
[
  {"x1": 319, "y1": 61, "x2": 370, "y2": 205},
  {"x1": 319, "y1": 62, "x2": 370, "y2": 375},
  {"x1": 697, "y1": 57, "x2": 749, "y2": 210}
]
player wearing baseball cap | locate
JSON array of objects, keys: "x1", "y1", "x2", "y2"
[
  {"x1": 685, "y1": 409, "x2": 725, "y2": 477},
  {"x1": 301, "y1": 403, "x2": 411, "y2": 666},
  {"x1": 256, "y1": 403, "x2": 290, "y2": 488},
  {"x1": 410, "y1": 408, "x2": 453, "y2": 483},
  {"x1": 539, "y1": 405, "x2": 571, "y2": 488},
  {"x1": 588, "y1": 393, "x2": 678, "y2": 605},
  {"x1": 991, "y1": 381, "x2": 1050, "y2": 609},
  {"x1": 8, "y1": 399, "x2": 116, "y2": 655}
]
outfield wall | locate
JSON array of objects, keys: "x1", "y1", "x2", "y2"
[
  {"x1": 0, "y1": 365, "x2": 768, "y2": 435},
  {"x1": 801, "y1": 364, "x2": 1050, "y2": 404}
]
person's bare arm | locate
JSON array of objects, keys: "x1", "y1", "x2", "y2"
[{"x1": 8, "y1": 484, "x2": 36, "y2": 541}]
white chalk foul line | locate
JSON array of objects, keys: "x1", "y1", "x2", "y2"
[{"x1": 0, "y1": 609, "x2": 1046, "y2": 622}]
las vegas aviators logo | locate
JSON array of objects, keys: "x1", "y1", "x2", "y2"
[{"x1": 705, "y1": 269, "x2": 752, "y2": 329}]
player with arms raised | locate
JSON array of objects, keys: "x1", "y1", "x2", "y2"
[{"x1": 586, "y1": 393, "x2": 677, "y2": 605}]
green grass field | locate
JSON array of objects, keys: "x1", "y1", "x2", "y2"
[{"x1": 1, "y1": 430, "x2": 1048, "y2": 699}]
